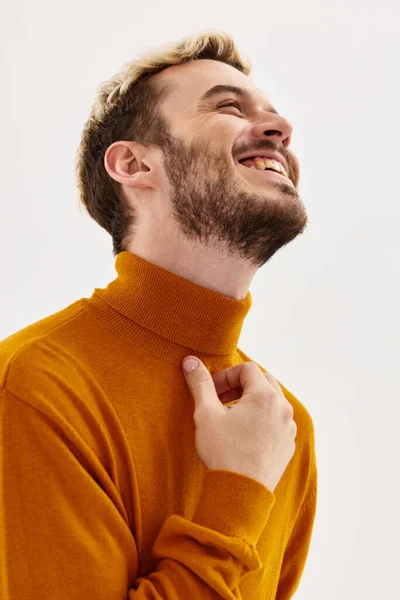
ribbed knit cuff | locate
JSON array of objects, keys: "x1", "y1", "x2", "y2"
[{"x1": 192, "y1": 469, "x2": 275, "y2": 547}]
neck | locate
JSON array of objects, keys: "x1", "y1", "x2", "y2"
[{"x1": 126, "y1": 242, "x2": 256, "y2": 301}]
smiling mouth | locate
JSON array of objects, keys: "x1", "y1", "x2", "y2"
[{"x1": 236, "y1": 162, "x2": 294, "y2": 186}]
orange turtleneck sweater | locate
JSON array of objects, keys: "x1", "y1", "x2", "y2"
[{"x1": 0, "y1": 251, "x2": 317, "y2": 600}]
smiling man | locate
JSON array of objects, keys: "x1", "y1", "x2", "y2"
[
  {"x1": 104, "y1": 59, "x2": 307, "y2": 300},
  {"x1": 0, "y1": 31, "x2": 317, "y2": 600}
]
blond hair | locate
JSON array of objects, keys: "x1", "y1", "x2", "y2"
[{"x1": 74, "y1": 30, "x2": 252, "y2": 256}]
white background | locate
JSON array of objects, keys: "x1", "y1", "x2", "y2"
[{"x1": 1, "y1": 1, "x2": 399, "y2": 598}]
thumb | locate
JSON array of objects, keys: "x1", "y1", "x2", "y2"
[{"x1": 182, "y1": 356, "x2": 221, "y2": 414}]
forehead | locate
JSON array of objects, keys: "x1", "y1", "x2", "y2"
[{"x1": 155, "y1": 59, "x2": 276, "y2": 114}]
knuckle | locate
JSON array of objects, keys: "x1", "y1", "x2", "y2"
[{"x1": 286, "y1": 402, "x2": 294, "y2": 417}]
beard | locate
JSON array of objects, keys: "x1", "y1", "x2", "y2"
[{"x1": 159, "y1": 134, "x2": 308, "y2": 269}]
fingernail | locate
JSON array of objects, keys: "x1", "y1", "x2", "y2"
[{"x1": 183, "y1": 358, "x2": 199, "y2": 373}]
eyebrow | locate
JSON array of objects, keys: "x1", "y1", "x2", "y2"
[{"x1": 197, "y1": 84, "x2": 279, "y2": 115}]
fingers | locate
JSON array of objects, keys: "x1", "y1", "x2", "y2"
[
  {"x1": 211, "y1": 363, "x2": 243, "y2": 395},
  {"x1": 212, "y1": 361, "x2": 280, "y2": 396}
]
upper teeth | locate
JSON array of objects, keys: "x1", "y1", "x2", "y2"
[{"x1": 250, "y1": 157, "x2": 288, "y2": 177}]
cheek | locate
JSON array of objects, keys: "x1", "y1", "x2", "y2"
[{"x1": 287, "y1": 149, "x2": 300, "y2": 186}]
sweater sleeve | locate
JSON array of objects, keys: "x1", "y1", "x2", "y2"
[
  {"x1": 0, "y1": 387, "x2": 275, "y2": 600},
  {"x1": 275, "y1": 476, "x2": 318, "y2": 599}
]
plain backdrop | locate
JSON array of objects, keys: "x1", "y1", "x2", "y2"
[{"x1": 1, "y1": 1, "x2": 399, "y2": 598}]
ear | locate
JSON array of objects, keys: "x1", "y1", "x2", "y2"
[{"x1": 104, "y1": 141, "x2": 151, "y2": 188}]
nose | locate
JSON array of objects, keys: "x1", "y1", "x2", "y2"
[{"x1": 251, "y1": 113, "x2": 293, "y2": 149}]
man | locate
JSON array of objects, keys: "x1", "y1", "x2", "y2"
[{"x1": 0, "y1": 31, "x2": 317, "y2": 599}]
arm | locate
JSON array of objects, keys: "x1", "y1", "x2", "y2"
[
  {"x1": 275, "y1": 477, "x2": 318, "y2": 599},
  {"x1": 0, "y1": 387, "x2": 274, "y2": 599}
]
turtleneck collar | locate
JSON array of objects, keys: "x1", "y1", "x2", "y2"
[{"x1": 86, "y1": 251, "x2": 252, "y2": 366}]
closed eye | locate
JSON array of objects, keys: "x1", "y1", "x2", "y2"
[{"x1": 218, "y1": 100, "x2": 242, "y2": 111}]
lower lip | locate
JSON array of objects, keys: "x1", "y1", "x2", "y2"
[{"x1": 237, "y1": 163, "x2": 294, "y2": 186}]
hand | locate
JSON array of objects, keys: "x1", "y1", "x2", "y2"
[{"x1": 182, "y1": 357, "x2": 297, "y2": 492}]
